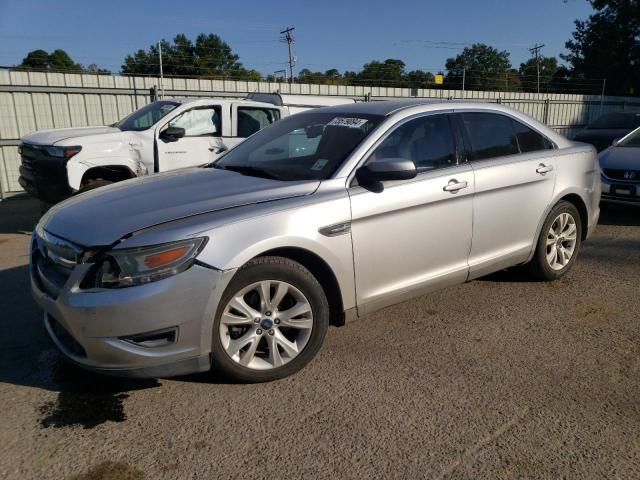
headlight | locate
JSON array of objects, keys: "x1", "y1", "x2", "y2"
[
  {"x1": 45, "y1": 145, "x2": 82, "y2": 159},
  {"x1": 94, "y1": 238, "x2": 206, "y2": 288}
]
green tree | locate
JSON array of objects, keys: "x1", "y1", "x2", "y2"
[
  {"x1": 19, "y1": 49, "x2": 88, "y2": 73},
  {"x1": 122, "y1": 33, "x2": 260, "y2": 80},
  {"x1": 445, "y1": 43, "x2": 513, "y2": 91},
  {"x1": 563, "y1": 0, "x2": 640, "y2": 96},
  {"x1": 519, "y1": 56, "x2": 559, "y2": 92},
  {"x1": 358, "y1": 58, "x2": 406, "y2": 86},
  {"x1": 20, "y1": 49, "x2": 50, "y2": 70},
  {"x1": 404, "y1": 69, "x2": 435, "y2": 88}
]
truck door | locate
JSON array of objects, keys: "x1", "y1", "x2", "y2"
[{"x1": 156, "y1": 105, "x2": 226, "y2": 171}]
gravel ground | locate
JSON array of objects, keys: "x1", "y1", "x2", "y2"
[{"x1": 0, "y1": 196, "x2": 638, "y2": 480}]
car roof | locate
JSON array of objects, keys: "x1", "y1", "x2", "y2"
[{"x1": 303, "y1": 99, "x2": 538, "y2": 117}]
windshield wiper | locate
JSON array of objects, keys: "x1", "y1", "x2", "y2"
[{"x1": 214, "y1": 164, "x2": 284, "y2": 180}]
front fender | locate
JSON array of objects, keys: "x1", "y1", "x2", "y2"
[{"x1": 66, "y1": 156, "x2": 142, "y2": 190}]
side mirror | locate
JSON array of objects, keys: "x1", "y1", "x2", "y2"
[
  {"x1": 356, "y1": 157, "x2": 417, "y2": 184},
  {"x1": 160, "y1": 126, "x2": 186, "y2": 142}
]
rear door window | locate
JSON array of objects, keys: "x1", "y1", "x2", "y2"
[
  {"x1": 461, "y1": 113, "x2": 519, "y2": 160},
  {"x1": 237, "y1": 107, "x2": 281, "y2": 138}
]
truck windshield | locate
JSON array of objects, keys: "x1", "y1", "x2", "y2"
[
  {"x1": 212, "y1": 111, "x2": 384, "y2": 181},
  {"x1": 115, "y1": 101, "x2": 179, "y2": 131}
]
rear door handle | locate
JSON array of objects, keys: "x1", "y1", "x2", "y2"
[
  {"x1": 443, "y1": 179, "x2": 468, "y2": 193},
  {"x1": 536, "y1": 164, "x2": 554, "y2": 174}
]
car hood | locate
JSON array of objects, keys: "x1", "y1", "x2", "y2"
[
  {"x1": 39, "y1": 167, "x2": 320, "y2": 247},
  {"x1": 599, "y1": 146, "x2": 640, "y2": 170},
  {"x1": 22, "y1": 126, "x2": 121, "y2": 146}
]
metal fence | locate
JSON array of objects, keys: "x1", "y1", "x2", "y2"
[{"x1": 2, "y1": 68, "x2": 640, "y2": 198}]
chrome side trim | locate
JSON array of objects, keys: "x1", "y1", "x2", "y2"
[{"x1": 318, "y1": 221, "x2": 351, "y2": 237}]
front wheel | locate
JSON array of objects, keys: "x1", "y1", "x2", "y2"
[
  {"x1": 211, "y1": 256, "x2": 329, "y2": 383},
  {"x1": 527, "y1": 201, "x2": 582, "y2": 281},
  {"x1": 78, "y1": 179, "x2": 113, "y2": 194}
]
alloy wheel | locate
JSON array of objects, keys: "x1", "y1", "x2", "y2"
[
  {"x1": 546, "y1": 212, "x2": 577, "y2": 270},
  {"x1": 219, "y1": 280, "x2": 314, "y2": 370}
]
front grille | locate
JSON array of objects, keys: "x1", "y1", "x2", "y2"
[
  {"x1": 603, "y1": 168, "x2": 640, "y2": 182},
  {"x1": 19, "y1": 143, "x2": 72, "y2": 202},
  {"x1": 602, "y1": 193, "x2": 640, "y2": 203},
  {"x1": 46, "y1": 315, "x2": 87, "y2": 358}
]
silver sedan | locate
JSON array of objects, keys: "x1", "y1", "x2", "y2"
[{"x1": 30, "y1": 100, "x2": 601, "y2": 382}]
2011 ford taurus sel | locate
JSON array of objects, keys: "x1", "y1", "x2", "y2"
[{"x1": 30, "y1": 100, "x2": 601, "y2": 382}]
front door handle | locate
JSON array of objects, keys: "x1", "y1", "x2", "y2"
[
  {"x1": 536, "y1": 164, "x2": 554, "y2": 175},
  {"x1": 443, "y1": 179, "x2": 468, "y2": 193}
]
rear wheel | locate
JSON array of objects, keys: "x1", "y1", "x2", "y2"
[
  {"x1": 527, "y1": 201, "x2": 582, "y2": 281},
  {"x1": 211, "y1": 256, "x2": 329, "y2": 383}
]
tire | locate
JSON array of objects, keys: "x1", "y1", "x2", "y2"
[
  {"x1": 527, "y1": 200, "x2": 582, "y2": 281},
  {"x1": 211, "y1": 256, "x2": 330, "y2": 383},
  {"x1": 78, "y1": 179, "x2": 113, "y2": 194}
]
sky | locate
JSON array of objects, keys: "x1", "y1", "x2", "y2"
[{"x1": 0, "y1": 0, "x2": 594, "y2": 76}]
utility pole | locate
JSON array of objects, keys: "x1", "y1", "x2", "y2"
[
  {"x1": 529, "y1": 43, "x2": 545, "y2": 94},
  {"x1": 461, "y1": 67, "x2": 466, "y2": 97},
  {"x1": 280, "y1": 27, "x2": 296, "y2": 83},
  {"x1": 158, "y1": 41, "x2": 164, "y2": 99}
]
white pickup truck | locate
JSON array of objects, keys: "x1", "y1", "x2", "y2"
[{"x1": 19, "y1": 98, "x2": 287, "y2": 203}]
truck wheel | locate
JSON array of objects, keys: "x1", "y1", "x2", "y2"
[
  {"x1": 78, "y1": 179, "x2": 112, "y2": 194},
  {"x1": 211, "y1": 256, "x2": 330, "y2": 383}
]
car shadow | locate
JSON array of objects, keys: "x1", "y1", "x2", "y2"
[
  {"x1": 0, "y1": 264, "x2": 160, "y2": 429},
  {"x1": 598, "y1": 202, "x2": 640, "y2": 226},
  {"x1": 0, "y1": 195, "x2": 42, "y2": 235}
]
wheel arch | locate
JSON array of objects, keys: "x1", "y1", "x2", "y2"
[
  {"x1": 67, "y1": 157, "x2": 140, "y2": 190},
  {"x1": 559, "y1": 193, "x2": 589, "y2": 241},
  {"x1": 252, "y1": 247, "x2": 346, "y2": 327},
  {"x1": 527, "y1": 189, "x2": 591, "y2": 263},
  {"x1": 81, "y1": 165, "x2": 137, "y2": 186}
]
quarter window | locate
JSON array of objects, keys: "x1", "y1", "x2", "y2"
[
  {"x1": 237, "y1": 107, "x2": 281, "y2": 138},
  {"x1": 462, "y1": 113, "x2": 519, "y2": 160},
  {"x1": 370, "y1": 114, "x2": 457, "y2": 172},
  {"x1": 512, "y1": 119, "x2": 553, "y2": 152},
  {"x1": 169, "y1": 107, "x2": 221, "y2": 137}
]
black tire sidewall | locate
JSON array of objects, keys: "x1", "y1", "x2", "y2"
[
  {"x1": 533, "y1": 201, "x2": 582, "y2": 280},
  {"x1": 210, "y1": 257, "x2": 329, "y2": 383},
  {"x1": 79, "y1": 179, "x2": 112, "y2": 193}
]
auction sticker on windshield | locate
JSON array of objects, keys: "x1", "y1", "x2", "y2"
[{"x1": 327, "y1": 117, "x2": 369, "y2": 128}]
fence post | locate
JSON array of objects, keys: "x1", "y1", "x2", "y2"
[
  {"x1": 543, "y1": 98, "x2": 550, "y2": 124},
  {"x1": 0, "y1": 156, "x2": 6, "y2": 201},
  {"x1": 150, "y1": 86, "x2": 157, "y2": 102}
]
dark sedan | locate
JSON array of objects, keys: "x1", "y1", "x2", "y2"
[
  {"x1": 573, "y1": 111, "x2": 640, "y2": 152},
  {"x1": 599, "y1": 126, "x2": 640, "y2": 205}
]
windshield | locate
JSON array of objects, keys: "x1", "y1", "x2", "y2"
[
  {"x1": 589, "y1": 112, "x2": 640, "y2": 130},
  {"x1": 618, "y1": 127, "x2": 640, "y2": 147},
  {"x1": 213, "y1": 111, "x2": 384, "y2": 180},
  {"x1": 116, "y1": 101, "x2": 179, "y2": 131}
]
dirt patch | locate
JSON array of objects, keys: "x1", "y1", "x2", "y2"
[{"x1": 67, "y1": 461, "x2": 143, "y2": 480}]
